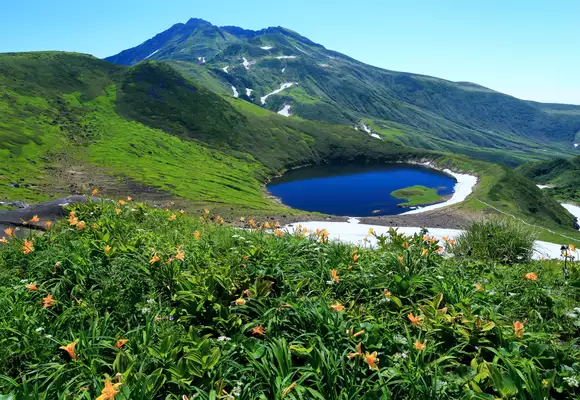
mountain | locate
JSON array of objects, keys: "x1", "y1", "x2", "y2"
[
  {"x1": 2, "y1": 51, "x2": 578, "y2": 237},
  {"x1": 517, "y1": 155, "x2": 580, "y2": 203},
  {"x1": 106, "y1": 18, "x2": 580, "y2": 166}
]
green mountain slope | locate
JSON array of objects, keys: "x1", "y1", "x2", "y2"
[
  {"x1": 105, "y1": 18, "x2": 580, "y2": 166},
  {"x1": 1, "y1": 51, "x2": 578, "y2": 241},
  {"x1": 517, "y1": 156, "x2": 580, "y2": 203}
]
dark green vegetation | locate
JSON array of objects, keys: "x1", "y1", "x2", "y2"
[
  {"x1": 1, "y1": 51, "x2": 579, "y2": 244},
  {"x1": 106, "y1": 18, "x2": 580, "y2": 166},
  {"x1": 517, "y1": 156, "x2": 580, "y2": 203},
  {"x1": 2, "y1": 200, "x2": 580, "y2": 398},
  {"x1": 391, "y1": 185, "x2": 445, "y2": 207},
  {"x1": 453, "y1": 217, "x2": 537, "y2": 265}
]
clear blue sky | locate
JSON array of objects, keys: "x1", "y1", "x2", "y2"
[{"x1": 2, "y1": 0, "x2": 579, "y2": 104}]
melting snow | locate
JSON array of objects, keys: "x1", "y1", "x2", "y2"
[
  {"x1": 319, "y1": 63, "x2": 330, "y2": 67},
  {"x1": 246, "y1": 88, "x2": 253, "y2": 97},
  {"x1": 293, "y1": 45, "x2": 311, "y2": 55},
  {"x1": 283, "y1": 221, "x2": 564, "y2": 260},
  {"x1": 260, "y1": 82, "x2": 296, "y2": 105},
  {"x1": 277, "y1": 105, "x2": 292, "y2": 117},
  {"x1": 536, "y1": 184, "x2": 553, "y2": 189},
  {"x1": 361, "y1": 123, "x2": 371, "y2": 134},
  {"x1": 197, "y1": 56, "x2": 206, "y2": 63},
  {"x1": 223, "y1": 66, "x2": 229, "y2": 73},
  {"x1": 242, "y1": 57, "x2": 255, "y2": 70},
  {"x1": 144, "y1": 49, "x2": 159, "y2": 59},
  {"x1": 276, "y1": 55, "x2": 297, "y2": 59},
  {"x1": 562, "y1": 203, "x2": 580, "y2": 230},
  {"x1": 370, "y1": 133, "x2": 381, "y2": 139},
  {"x1": 231, "y1": 86, "x2": 239, "y2": 98},
  {"x1": 260, "y1": 46, "x2": 274, "y2": 50},
  {"x1": 575, "y1": 143, "x2": 579, "y2": 148},
  {"x1": 282, "y1": 68, "x2": 286, "y2": 73}
]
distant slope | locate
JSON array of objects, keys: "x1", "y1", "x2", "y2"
[
  {"x1": 517, "y1": 156, "x2": 580, "y2": 203},
  {"x1": 1, "y1": 51, "x2": 578, "y2": 238},
  {"x1": 105, "y1": 18, "x2": 580, "y2": 165}
]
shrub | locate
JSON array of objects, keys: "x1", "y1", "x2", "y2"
[{"x1": 453, "y1": 217, "x2": 536, "y2": 264}]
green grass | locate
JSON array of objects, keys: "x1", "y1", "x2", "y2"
[
  {"x1": 2, "y1": 201, "x2": 580, "y2": 398},
  {"x1": 517, "y1": 156, "x2": 580, "y2": 204},
  {"x1": 391, "y1": 185, "x2": 445, "y2": 207}
]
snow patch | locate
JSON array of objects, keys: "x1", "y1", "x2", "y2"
[
  {"x1": 242, "y1": 57, "x2": 255, "y2": 70},
  {"x1": 277, "y1": 104, "x2": 292, "y2": 117},
  {"x1": 401, "y1": 165, "x2": 478, "y2": 215},
  {"x1": 260, "y1": 46, "x2": 274, "y2": 50},
  {"x1": 223, "y1": 66, "x2": 229, "y2": 73},
  {"x1": 575, "y1": 143, "x2": 579, "y2": 148},
  {"x1": 276, "y1": 56, "x2": 297, "y2": 59},
  {"x1": 370, "y1": 133, "x2": 381, "y2": 140},
  {"x1": 284, "y1": 221, "x2": 561, "y2": 260},
  {"x1": 231, "y1": 86, "x2": 239, "y2": 98},
  {"x1": 361, "y1": 123, "x2": 371, "y2": 134},
  {"x1": 293, "y1": 46, "x2": 311, "y2": 55},
  {"x1": 536, "y1": 184, "x2": 553, "y2": 189},
  {"x1": 319, "y1": 63, "x2": 330, "y2": 67},
  {"x1": 179, "y1": 49, "x2": 186, "y2": 53},
  {"x1": 260, "y1": 82, "x2": 297, "y2": 105},
  {"x1": 562, "y1": 203, "x2": 580, "y2": 230},
  {"x1": 246, "y1": 88, "x2": 253, "y2": 97},
  {"x1": 198, "y1": 56, "x2": 206, "y2": 63},
  {"x1": 282, "y1": 68, "x2": 286, "y2": 73},
  {"x1": 144, "y1": 49, "x2": 159, "y2": 59}
]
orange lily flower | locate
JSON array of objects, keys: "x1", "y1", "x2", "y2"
[
  {"x1": 91, "y1": 188, "x2": 99, "y2": 196},
  {"x1": 115, "y1": 208, "x2": 121, "y2": 215},
  {"x1": 442, "y1": 236, "x2": 449, "y2": 242},
  {"x1": 203, "y1": 209, "x2": 210, "y2": 215},
  {"x1": 46, "y1": 221, "x2": 52, "y2": 229},
  {"x1": 348, "y1": 342, "x2": 363, "y2": 359},
  {"x1": 252, "y1": 325, "x2": 265, "y2": 336},
  {"x1": 216, "y1": 216, "x2": 224, "y2": 225},
  {"x1": 475, "y1": 283, "x2": 484, "y2": 291},
  {"x1": 29, "y1": 215, "x2": 40, "y2": 224},
  {"x1": 397, "y1": 255, "x2": 404, "y2": 265},
  {"x1": 169, "y1": 213, "x2": 176, "y2": 221},
  {"x1": 436, "y1": 247, "x2": 444, "y2": 253},
  {"x1": 513, "y1": 321, "x2": 524, "y2": 338},
  {"x1": 274, "y1": 229, "x2": 283, "y2": 237},
  {"x1": 524, "y1": 272, "x2": 537, "y2": 281},
  {"x1": 570, "y1": 244, "x2": 576, "y2": 252},
  {"x1": 118, "y1": 199, "x2": 126, "y2": 206},
  {"x1": 408, "y1": 313, "x2": 422, "y2": 327},
  {"x1": 175, "y1": 249, "x2": 185, "y2": 261},
  {"x1": 263, "y1": 222, "x2": 271, "y2": 229},
  {"x1": 26, "y1": 282, "x2": 38, "y2": 291},
  {"x1": 77, "y1": 221, "x2": 86, "y2": 231},
  {"x1": 353, "y1": 252, "x2": 360, "y2": 263},
  {"x1": 330, "y1": 269, "x2": 340, "y2": 283},
  {"x1": 235, "y1": 298, "x2": 246, "y2": 306},
  {"x1": 194, "y1": 231, "x2": 201, "y2": 240},
  {"x1": 59, "y1": 339, "x2": 79, "y2": 360},
  {"x1": 96, "y1": 379, "x2": 122, "y2": 400},
  {"x1": 384, "y1": 289, "x2": 392, "y2": 297},
  {"x1": 330, "y1": 302, "x2": 345, "y2": 312},
  {"x1": 4, "y1": 227, "x2": 15, "y2": 237},
  {"x1": 243, "y1": 289, "x2": 252, "y2": 297},
  {"x1": 68, "y1": 215, "x2": 79, "y2": 225},
  {"x1": 274, "y1": 221, "x2": 281, "y2": 228},
  {"x1": 179, "y1": 209, "x2": 185, "y2": 215},
  {"x1": 368, "y1": 228, "x2": 376, "y2": 235},
  {"x1": 149, "y1": 254, "x2": 160, "y2": 264},
  {"x1": 104, "y1": 245, "x2": 111, "y2": 254},
  {"x1": 353, "y1": 329, "x2": 365, "y2": 338},
  {"x1": 414, "y1": 340, "x2": 426, "y2": 351},
  {"x1": 0, "y1": 237, "x2": 8, "y2": 244},
  {"x1": 403, "y1": 241, "x2": 409, "y2": 249},
  {"x1": 127, "y1": 196, "x2": 132, "y2": 201},
  {"x1": 448, "y1": 239, "x2": 456, "y2": 245},
  {"x1": 249, "y1": 219, "x2": 256, "y2": 228},
  {"x1": 22, "y1": 239, "x2": 34, "y2": 254},
  {"x1": 43, "y1": 294, "x2": 55, "y2": 308},
  {"x1": 364, "y1": 351, "x2": 379, "y2": 370},
  {"x1": 116, "y1": 339, "x2": 129, "y2": 349},
  {"x1": 421, "y1": 248, "x2": 428, "y2": 257}
]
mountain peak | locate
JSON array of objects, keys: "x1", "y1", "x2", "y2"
[{"x1": 185, "y1": 18, "x2": 212, "y2": 27}]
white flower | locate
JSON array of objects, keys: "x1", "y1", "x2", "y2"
[
  {"x1": 436, "y1": 276, "x2": 444, "y2": 280},
  {"x1": 565, "y1": 312, "x2": 578, "y2": 318},
  {"x1": 44, "y1": 334, "x2": 53, "y2": 339},
  {"x1": 326, "y1": 280, "x2": 335, "y2": 285},
  {"x1": 217, "y1": 336, "x2": 231, "y2": 342},
  {"x1": 232, "y1": 384, "x2": 242, "y2": 397},
  {"x1": 35, "y1": 327, "x2": 44, "y2": 332},
  {"x1": 146, "y1": 298, "x2": 156, "y2": 305},
  {"x1": 20, "y1": 279, "x2": 29, "y2": 283},
  {"x1": 563, "y1": 376, "x2": 579, "y2": 387},
  {"x1": 508, "y1": 292, "x2": 516, "y2": 296},
  {"x1": 141, "y1": 307, "x2": 151, "y2": 314},
  {"x1": 487, "y1": 290, "x2": 496, "y2": 296},
  {"x1": 574, "y1": 307, "x2": 580, "y2": 313}
]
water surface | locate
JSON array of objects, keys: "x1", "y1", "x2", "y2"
[{"x1": 267, "y1": 163, "x2": 456, "y2": 216}]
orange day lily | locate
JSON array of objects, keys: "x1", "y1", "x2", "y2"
[
  {"x1": 126, "y1": 196, "x2": 132, "y2": 201},
  {"x1": 513, "y1": 321, "x2": 524, "y2": 338},
  {"x1": 194, "y1": 231, "x2": 201, "y2": 240},
  {"x1": 252, "y1": 325, "x2": 265, "y2": 336},
  {"x1": 353, "y1": 251, "x2": 360, "y2": 263},
  {"x1": 43, "y1": 294, "x2": 55, "y2": 308},
  {"x1": 384, "y1": 289, "x2": 392, "y2": 297},
  {"x1": 414, "y1": 340, "x2": 426, "y2": 351},
  {"x1": 330, "y1": 269, "x2": 340, "y2": 283},
  {"x1": 263, "y1": 222, "x2": 271, "y2": 229},
  {"x1": 115, "y1": 208, "x2": 121, "y2": 215},
  {"x1": 475, "y1": 283, "x2": 484, "y2": 292},
  {"x1": 175, "y1": 247, "x2": 185, "y2": 261},
  {"x1": 59, "y1": 339, "x2": 79, "y2": 360},
  {"x1": 397, "y1": 255, "x2": 404, "y2": 265},
  {"x1": 330, "y1": 302, "x2": 345, "y2": 312},
  {"x1": 347, "y1": 342, "x2": 363, "y2": 359},
  {"x1": 421, "y1": 248, "x2": 429, "y2": 257},
  {"x1": 403, "y1": 241, "x2": 409, "y2": 249},
  {"x1": 525, "y1": 272, "x2": 537, "y2": 281},
  {"x1": 352, "y1": 329, "x2": 365, "y2": 338},
  {"x1": 4, "y1": 227, "x2": 14, "y2": 237},
  {"x1": 77, "y1": 221, "x2": 86, "y2": 231},
  {"x1": 104, "y1": 245, "x2": 111, "y2": 254},
  {"x1": 91, "y1": 188, "x2": 99, "y2": 196},
  {"x1": 0, "y1": 237, "x2": 8, "y2": 244},
  {"x1": 22, "y1": 239, "x2": 34, "y2": 254},
  {"x1": 28, "y1": 215, "x2": 40, "y2": 224},
  {"x1": 274, "y1": 229, "x2": 283, "y2": 237},
  {"x1": 569, "y1": 244, "x2": 576, "y2": 252},
  {"x1": 169, "y1": 213, "x2": 176, "y2": 221},
  {"x1": 149, "y1": 254, "x2": 160, "y2": 264},
  {"x1": 281, "y1": 382, "x2": 297, "y2": 399},
  {"x1": 408, "y1": 313, "x2": 422, "y2": 327},
  {"x1": 116, "y1": 339, "x2": 129, "y2": 349},
  {"x1": 46, "y1": 221, "x2": 52, "y2": 229},
  {"x1": 95, "y1": 379, "x2": 122, "y2": 400},
  {"x1": 364, "y1": 351, "x2": 379, "y2": 370},
  {"x1": 179, "y1": 209, "x2": 185, "y2": 215},
  {"x1": 235, "y1": 298, "x2": 246, "y2": 306},
  {"x1": 26, "y1": 282, "x2": 38, "y2": 291},
  {"x1": 118, "y1": 199, "x2": 126, "y2": 206}
]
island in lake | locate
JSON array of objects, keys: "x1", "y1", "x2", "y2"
[{"x1": 391, "y1": 185, "x2": 449, "y2": 208}]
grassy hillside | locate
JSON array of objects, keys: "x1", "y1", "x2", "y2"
[
  {"x1": 517, "y1": 156, "x2": 580, "y2": 204},
  {"x1": 1, "y1": 51, "x2": 579, "y2": 242},
  {"x1": 105, "y1": 19, "x2": 580, "y2": 166},
  {"x1": 1, "y1": 200, "x2": 580, "y2": 398}
]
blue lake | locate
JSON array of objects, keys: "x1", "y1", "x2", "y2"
[{"x1": 267, "y1": 163, "x2": 456, "y2": 216}]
